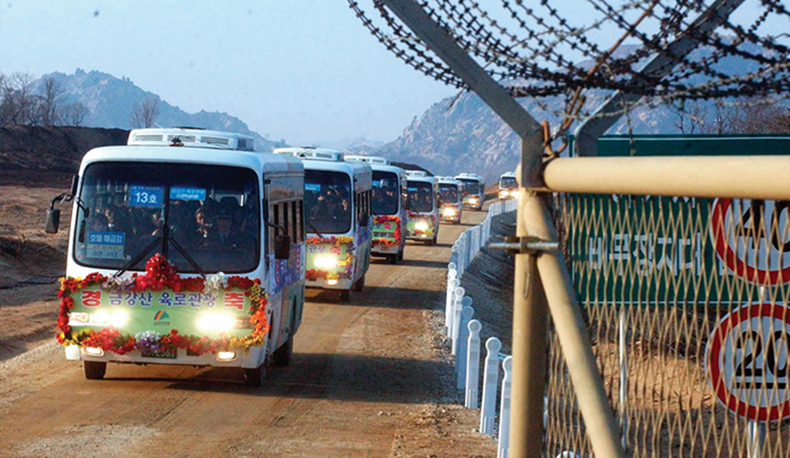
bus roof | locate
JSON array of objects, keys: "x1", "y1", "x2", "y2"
[
  {"x1": 455, "y1": 172, "x2": 484, "y2": 182},
  {"x1": 128, "y1": 128, "x2": 255, "y2": 151},
  {"x1": 78, "y1": 144, "x2": 304, "y2": 176},
  {"x1": 500, "y1": 171, "x2": 516, "y2": 178},
  {"x1": 274, "y1": 148, "x2": 373, "y2": 190},
  {"x1": 345, "y1": 155, "x2": 391, "y2": 165},
  {"x1": 438, "y1": 177, "x2": 462, "y2": 185}
]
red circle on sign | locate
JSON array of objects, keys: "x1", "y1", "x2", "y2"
[
  {"x1": 707, "y1": 302, "x2": 790, "y2": 422},
  {"x1": 710, "y1": 198, "x2": 790, "y2": 285}
]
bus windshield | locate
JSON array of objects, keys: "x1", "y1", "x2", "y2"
[
  {"x1": 304, "y1": 170, "x2": 352, "y2": 234},
  {"x1": 407, "y1": 180, "x2": 434, "y2": 213},
  {"x1": 439, "y1": 184, "x2": 459, "y2": 203},
  {"x1": 499, "y1": 176, "x2": 517, "y2": 189},
  {"x1": 372, "y1": 171, "x2": 399, "y2": 215},
  {"x1": 74, "y1": 162, "x2": 260, "y2": 274},
  {"x1": 458, "y1": 179, "x2": 481, "y2": 195}
]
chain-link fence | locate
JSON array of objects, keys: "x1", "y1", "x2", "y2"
[{"x1": 546, "y1": 193, "x2": 790, "y2": 457}]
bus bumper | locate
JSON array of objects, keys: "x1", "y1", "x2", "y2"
[
  {"x1": 306, "y1": 278, "x2": 353, "y2": 290},
  {"x1": 66, "y1": 343, "x2": 266, "y2": 369}
]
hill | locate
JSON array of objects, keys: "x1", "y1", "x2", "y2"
[{"x1": 37, "y1": 70, "x2": 286, "y2": 152}]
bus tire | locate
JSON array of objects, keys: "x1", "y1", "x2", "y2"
[
  {"x1": 272, "y1": 337, "x2": 293, "y2": 367},
  {"x1": 83, "y1": 361, "x2": 106, "y2": 380},
  {"x1": 339, "y1": 289, "x2": 351, "y2": 302},
  {"x1": 352, "y1": 274, "x2": 365, "y2": 292},
  {"x1": 244, "y1": 363, "x2": 267, "y2": 387},
  {"x1": 397, "y1": 249, "x2": 404, "y2": 261},
  {"x1": 387, "y1": 254, "x2": 397, "y2": 264}
]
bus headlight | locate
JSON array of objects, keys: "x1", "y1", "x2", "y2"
[
  {"x1": 217, "y1": 351, "x2": 236, "y2": 362},
  {"x1": 110, "y1": 311, "x2": 128, "y2": 328},
  {"x1": 415, "y1": 221, "x2": 429, "y2": 231},
  {"x1": 84, "y1": 347, "x2": 104, "y2": 357},
  {"x1": 442, "y1": 207, "x2": 457, "y2": 217},
  {"x1": 314, "y1": 254, "x2": 339, "y2": 268},
  {"x1": 198, "y1": 313, "x2": 236, "y2": 332},
  {"x1": 91, "y1": 310, "x2": 110, "y2": 325}
]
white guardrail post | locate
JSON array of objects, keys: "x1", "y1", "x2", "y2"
[
  {"x1": 465, "y1": 319, "x2": 482, "y2": 408},
  {"x1": 498, "y1": 355, "x2": 513, "y2": 458},
  {"x1": 445, "y1": 276, "x2": 459, "y2": 334},
  {"x1": 450, "y1": 287, "x2": 465, "y2": 350},
  {"x1": 480, "y1": 337, "x2": 502, "y2": 434},
  {"x1": 456, "y1": 305, "x2": 474, "y2": 390}
]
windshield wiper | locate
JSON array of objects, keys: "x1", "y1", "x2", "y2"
[
  {"x1": 305, "y1": 219, "x2": 324, "y2": 238},
  {"x1": 113, "y1": 236, "x2": 163, "y2": 279},
  {"x1": 112, "y1": 234, "x2": 206, "y2": 279}
]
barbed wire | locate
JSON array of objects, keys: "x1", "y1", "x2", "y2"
[{"x1": 348, "y1": 0, "x2": 790, "y2": 125}]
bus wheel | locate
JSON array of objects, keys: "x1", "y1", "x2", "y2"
[
  {"x1": 272, "y1": 338, "x2": 293, "y2": 367},
  {"x1": 427, "y1": 236, "x2": 437, "y2": 246},
  {"x1": 397, "y1": 249, "x2": 404, "y2": 261},
  {"x1": 352, "y1": 275, "x2": 365, "y2": 292},
  {"x1": 83, "y1": 361, "x2": 106, "y2": 380},
  {"x1": 387, "y1": 254, "x2": 397, "y2": 264},
  {"x1": 339, "y1": 289, "x2": 351, "y2": 302},
  {"x1": 244, "y1": 363, "x2": 267, "y2": 387}
]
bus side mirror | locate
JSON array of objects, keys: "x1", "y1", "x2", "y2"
[
  {"x1": 274, "y1": 235, "x2": 291, "y2": 260},
  {"x1": 45, "y1": 208, "x2": 60, "y2": 234}
]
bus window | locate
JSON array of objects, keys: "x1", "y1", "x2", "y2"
[
  {"x1": 372, "y1": 171, "x2": 399, "y2": 215},
  {"x1": 304, "y1": 170, "x2": 352, "y2": 234},
  {"x1": 439, "y1": 184, "x2": 459, "y2": 203},
  {"x1": 407, "y1": 181, "x2": 434, "y2": 213},
  {"x1": 74, "y1": 162, "x2": 259, "y2": 274},
  {"x1": 500, "y1": 176, "x2": 517, "y2": 189}
]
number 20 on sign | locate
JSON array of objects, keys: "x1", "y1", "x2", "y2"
[{"x1": 707, "y1": 302, "x2": 790, "y2": 422}]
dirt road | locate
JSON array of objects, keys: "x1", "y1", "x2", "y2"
[{"x1": 0, "y1": 192, "x2": 497, "y2": 457}]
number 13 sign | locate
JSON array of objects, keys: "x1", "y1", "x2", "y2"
[{"x1": 707, "y1": 302, "x2": 790, "y2": 421}]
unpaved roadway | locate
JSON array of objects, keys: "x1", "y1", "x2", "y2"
[{"x1": 0, "y1": 202, "x2": 497, "y2": 458}]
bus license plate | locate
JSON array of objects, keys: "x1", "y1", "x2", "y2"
[{"x1": 141, "y1": 348, "x2": 177, "y2": 359}]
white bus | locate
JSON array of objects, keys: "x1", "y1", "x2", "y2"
[
  {"x1": 45, "y1": 128, "x2": 305, "y2": 386},
  {"x1": 345, "y1": 156, "x2": 407, "y2": 264},
  {"x1": 455, "y1": 172, "x2": 485, "y2": 211},
  {"x1": 437, "y1": 176, "x2": 463, "y2": 224},
  {"x1": 274, "y1": 148, "x2": 372, "y2": 302},
  {"x1": 405, "y1": 170, "x2": 440, "y2": 245},
  {"x1": 498, "y1": 171, "x2": 518, "y2": 200}
]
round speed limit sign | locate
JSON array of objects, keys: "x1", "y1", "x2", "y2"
[
  {"x1": 707, "y1": 302, "x2": 790, "y2": 421},
  {"x1": 711, "y1": 198, "x2": 790, "y2": 285}
]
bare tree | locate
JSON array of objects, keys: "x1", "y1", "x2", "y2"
[
  {"x1": 0, "y1": 72, "x2": 40, "y2": 126},
  {"x1": 39, "y1": 76, "x2": 64, "y2": 126},
  {"x1": 672, "y1": 100, "x2": 706, "y2": 134},
  {"x1": 130, "y1": 96, "x2": 161, "y2": 128},
  {"x1": 62, "y1": 102, "x2": 89, "y2": 126}
]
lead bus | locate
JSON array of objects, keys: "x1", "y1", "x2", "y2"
[
  {"x1": 45, "y1": 128, "x2": 306, "y2": 386},
  {"x1": 455, "y1": 172, "x2": 485, "y2": 211},
  {"x1": 345, "y1": 155, "x2": 407, "y2": 264},
  {"x1": 405, "y1": 170, "x2": 440, "y2": 245},
  {"x1": 273, "y1": 148, "x2": 372, "y2": 302}
]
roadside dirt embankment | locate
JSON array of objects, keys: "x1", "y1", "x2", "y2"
[{"x1": 0, "y1": 125, "x2": 128, "y2": 187}]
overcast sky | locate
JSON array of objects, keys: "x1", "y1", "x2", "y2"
[{"x1": 0, "y1": 1, "x2": 456, "y2": 145}]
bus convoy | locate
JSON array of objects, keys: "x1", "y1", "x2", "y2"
[{"x1": 45, "y1": 128, "x2": 492, "y2": 385}]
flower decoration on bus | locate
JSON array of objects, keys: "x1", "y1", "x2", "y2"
[
  {"x1": 372, "y1": 215, "x2": 401, "y2": 247},
  {"x1": 56, "y1": 254, "x2": 269, "y2": 356},
  {"x1": 305, "y1": 236, "x2": 355, "y2": 281}
]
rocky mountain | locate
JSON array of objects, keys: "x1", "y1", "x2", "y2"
[
  {"x1": 37, "y1": 70, "x2": 286, "y2": 152},
  {"x1": 355, "y1": 42, "x2": 783, "y2": 184}
]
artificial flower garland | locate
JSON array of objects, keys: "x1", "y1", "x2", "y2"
[
  {"x1": 305, "y1": 236, "x2": 355, "y2": 280},
  {"x1": 56, "y1": 254, "x2": 269, "y2": 356},
  {"x1": 372, "y1": 216, "x2": 401, "y2": 248}
]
